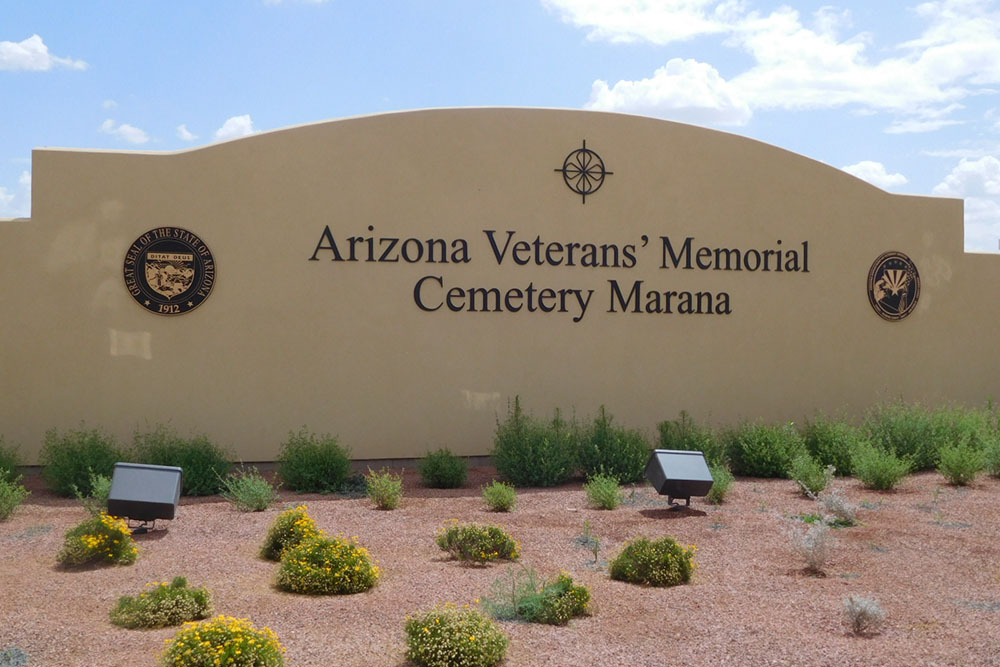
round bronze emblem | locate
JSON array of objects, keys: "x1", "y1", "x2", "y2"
[
  {"x1": 867, "y1": 251, "x2": 919, "y2": 321},
  {"x1": 123, "y1": 227, "x2": 216, "y2": 315}
]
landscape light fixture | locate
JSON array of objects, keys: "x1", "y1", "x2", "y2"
[
  {"x1": 644, "y1": 449, "x2": 715, "y2": 507},
  {"x1": 106, "y1": 462, "x2": 183, "y2": 534}
]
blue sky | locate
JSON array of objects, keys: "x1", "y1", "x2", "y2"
[{"x1": 3, "y1": 0, "x2": 999, "y2": 252}]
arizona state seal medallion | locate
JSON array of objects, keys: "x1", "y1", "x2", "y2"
[
  {"x1": 123, "y1": 227, "x2": 216, "y2": 315},
  {"x1": 867, "y1": 251, "x2": 919, "y2": 321}
]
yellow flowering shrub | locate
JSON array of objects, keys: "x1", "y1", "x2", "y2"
[
  {"x1": 110, "y1": 576, "x2": 212, "y2": 629},
  {"x1": 404, "y1": 603, "x2": 508, "y2": 667},
  {"x1": 259, "y1": 505, "x2": 322, "y2": 561},
  {"x1": 609, "y1": 535, "x2": 696, "y2": 587},
  {"x1": 160, "y1": 615, "x2": 284, "y2": 667},
  {"x1": 435, "y1": 521, "x2": 519, "y2": 565},
  {"x1": 276, "y1": 535, "x2": 380, "y2": 595},
  {"x1": 56, "y1": 512, "x2": 137, "y2": 566}
]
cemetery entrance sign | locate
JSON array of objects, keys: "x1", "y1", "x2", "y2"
[{"x1": 2, "y1": 108, "x2": 997, "y2": 462}]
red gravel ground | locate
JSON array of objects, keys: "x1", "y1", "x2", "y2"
[{"x1": 2, "y1": 467, "x2": 1000, "y2": 666}]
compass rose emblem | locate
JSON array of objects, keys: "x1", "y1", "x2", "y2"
[{"x1": 555, "y1": 140, "x2": 613, "y2": 203}]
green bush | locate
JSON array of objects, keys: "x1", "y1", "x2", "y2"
[
  {"x1": 802, "y1": 416, "x2": 866, "y2": 476},
  {"x1": 57, "y1": 512, "x2": 138, "y2": 567},
  {"x1": 705, "y1": 463, "x2": 734, "y2": 504},
  {"x1": 276, "y1": 427, "x2": 351, "y2": 493},
  {"x1": 405, "y1": 603, "x2": 508, "y2": 667},
  {"x1": 276, "y1": 535, "x2": 380, "y2": 595},
  {"x1": 986, "y1": 437, "x2": 1000, "y2": 477},
  {"x1": 937, "y1": 441, "x2": 985, "y2": 486},
  {"x1": 492, "y1": 398, "x2": 577, "y2": 487},
  {"x1": 436, "y1": 521, "x2": 519, "y2": 564},
  {"x1": 133, "y1": 425, "x2": 231, "y2": 496},
  {"x1": 788, "y1": 453, "x2": 832, "y2": 496},
  {"x1": 609, "y1": 536, "x2": 696, "y2": 587},
  {"x1": 863, "y1": 401, "x2": 939, "y2": 471},
  {"x1": 0, "y1": 476, "x2": 30, "y2": 520},
  {"x1": 365, "y1": 467, "x2": 403, "y2": 510},
  {"x1": 419, "y1": 448, "x2": 468, "y2": 489},
  {"x1": 725, "y1": 422, "x2": 806, "y2": 478},
  {"x1": 40, "y1": 427, "x2": 127, "y2": 497},
  {"x1": 220, "y1": 466, "x2": 280, "y2": 512},
  {"x1": 0, "y1": 437, "x2": 20, "y2": 483},
  {"x1": 578, "y1": 406, "x2": 650, "y2": 484},
  {"x1": 657, "y1": 411, "x2": 727, "y2": 466},
  {"x1": 259, "y1": 505, "x2": 323, "y2": 561},
  {"x1": 110, "y1": 576, "x2": 212, "y2": 629},
  {"x1": 851, "y1": 444, "x2": 911, "y2": 490},
  {"x1": 72, "y1": 469, "x2": 112, "y2": 516},
  {"x1": 160, "y1": 616, "x2": 285, "y2": 667},
  {"x1": 584, "y1": 473, "x2": 623, "y2": 510},
  {"x1": 481, "y1": 481, "x2": 517, "y2": 512},
  {"x1": 482, "y1": 567, "x2": 590, "y2": 625}
]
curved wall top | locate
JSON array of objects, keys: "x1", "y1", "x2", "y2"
[{"x1": 2, "y1": 108, "x2": 996, "y2": 463}]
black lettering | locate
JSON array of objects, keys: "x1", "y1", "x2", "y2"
[
  {"x1": 413, "y1": 275, "x2": 443, "y2": 311},
  {"x1": 309, "y1": 226, "x2": 343, "y2": 261},
  {"x1": 660, "y1": 237, "x2": 693, "y2": 269}
]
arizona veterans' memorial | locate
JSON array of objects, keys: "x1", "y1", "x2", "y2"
[{"x1": 2, "y1": 109, "x2": 999, "y2": 463}]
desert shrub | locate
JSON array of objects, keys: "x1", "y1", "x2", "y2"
[
  {"x1": 492, "y1": 399, "x2": 577, "y2": 487},
  {"x1": 657, "y1": 411, "x2": 727, "y2": 466},
  {"x1": 584, "y1": 473, "x2": 623, "y2": 510},
  {"x1": 160, "y1": 616, "x2": 285, "y2": 667},
  {"x1": 72, "y1": 469, "x2": 112, "y2": 516},
  {"x1": 0, "y1": 476, "x2": 30, "y2": 520},
  {"x1": 419, "y1": 448, "x2": 468, "y2": 489},
  {"x1": 40, "y1": 427, "x2": 127, "y2": 497},
  {"x1": 802, "y1": 416, "x2": 865, "y2": 476},
  {"x1": 365, "y1": 467, "x2": 402, "y2": 509},
  {"x1": 110, "y1": 576, "x2": 212, "y2": 629},
  {"x1": 786, "y1": 521, "x2": 835, "y2": 574},
  {"x1": 705, "y1": 463, "x2": 734, "y2": 504},
  {"x1": 57, "y1": 512, "x2": 137, "y2": 567},
  {"x1": 276, "y1": 535, "x2": 380, "y2": 595},
  {"x1": 0, "y1": 647, "x2": 29, "y2": 667},
  {"x1": 436, "y1": 521, "x2": 519, "y2": 564},
  {"x1": 276, "y1": 427, "x2": 351, "y2": 493},
  {"x1": 481, "y1": 481, "x2": 516, "y2": 512},
  {"x1": 0, "y1": 437, "x2": 20, "y2": 483},
  {"x1": 986, "y1": 437, "x2": 1000, "y2": 477},
  {"x1": 810, "y1": 486, "x2": 859, "y2": 526},
  {"x1": 220, "y1": 466, "x2": 280, "y2": 511},
  {"x1": 851, "y1": 444, "x2": 911, "y2": 490},
  {"x1": 133, "y1": 425, "x2": 231, "y2": 496},
  {"x1": 609, "y1": 536, "x2": 696, "y2": 587},
  {"x1": 937, "y1": 441, "x2": 986, "y2": 486},
  {"x1": 259, "y1": 505, "x2": 322, "y2": 561},
  {"x1": 789, "y1": 454, "x2": 832, "y2": 496},
  {"x1": 863, "y1": 401, "x2": 939, "y2": 471},
  {"x1": 842, "y1": 594, "x2": 887, "y2": 635},
  {"x1": 405, "y1": 603, "x2": 508, "y2": 667},
  {"x1": 482, "y1": 567, "x2": 590, "y2": 625},
  {"x1": 725, "y1": 422, "x2": 806, "y2": 478},
  {"x1": 578, "y1": 406, "x2": 650, "y2": 484}
]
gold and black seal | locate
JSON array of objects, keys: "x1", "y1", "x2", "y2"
[
  {"x1": 123, "y1": 227, "x2": 216, "y2": 315},
  {"x1": 867, "y1": 251, "x2": 919, "y2": 321}
]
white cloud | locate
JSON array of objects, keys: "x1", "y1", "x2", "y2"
[
  {"x1": 543, "y1": 0, "x2": 737, "y2": 44},
  {"x1": 0, "y1": 170, "x2": 31, "y2": 218},
  {"x1": 933, "y1": 156, "x2": 1000, "y2": 197},
  {"x1": 214, "y1": 115, "x2": 257, "y2": 141},
  {"x1": 0, "y1": 34, "x2": 87, "y2": 71},
  {"x1": 585, "y1": 58, "x2": 752, "y2": 126},
  {"x1": 103, "y1": 100, "x2": 118, "y2": 110},
  {"x1": 933, "y1": 156, "x2": 1000, "y2": 252},
  {"x1": 841, "y1": 161, "x2": 909, "y2": 190},
  {"x1": 99, "y1": 119, "x2": 150, "y2": 145},
  {"x1": 176, "y1": 124, "x2": 197, "y2": 142},
  {"x1": 558, "y1": 1, "x2": 1000, "y2": 133}
]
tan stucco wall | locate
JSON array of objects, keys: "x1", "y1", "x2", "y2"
[{"x1": 2, "y1": 108, "x2": 997, "y2": 463}]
